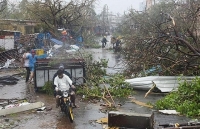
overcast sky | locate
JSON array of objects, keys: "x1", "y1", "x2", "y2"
[
  {"x1": 9, "y1": 0, "x2": 145, "y2": 15},
  {"x1": 95, "y1": 0, "x2": 145, "y2": 14}
]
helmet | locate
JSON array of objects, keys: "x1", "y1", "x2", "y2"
[{"x1": 59, "y1": 64, "x2": 64, "y2": 70}]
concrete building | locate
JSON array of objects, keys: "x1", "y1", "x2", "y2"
[
  {"x1": 108, "y1": 13, "x2": 123, "y2": 33},
  {"x1": 0, "y1": 19, "x2": 38, "y2": 35}
]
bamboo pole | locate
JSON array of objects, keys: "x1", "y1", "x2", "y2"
[
  {"x1": 144, "y1": 81, "x2": 156, "y2": 98},
  {"x1": 103, "y1": 82, "x2": 116, "y2": 107}
]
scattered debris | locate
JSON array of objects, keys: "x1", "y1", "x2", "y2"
[
  {"x1": 131, "y1": 99, "x2": 153, "y2": 108},
  {"x1": 89, "y1": 120, "x2": 97, "y2": 127},
  {"x1": 45, "y1": 106, "x2": 52, "y2": 111},
  {"x1": 0, "y1": 101, "x2": 45, "y2": 116},
  {"x1": 128, "y1": 96, "x2": 135, "y2": 99},
  {"x1": 82, "y1": 95, "x2": 85, "y2": 99},
  {"x1": 66, "y1": 45, "x2": 79, "y2": 53},
  {"x1": 0, "y1": 49, "x2": 20, "y2": 65},
  {"x1": 158, "y1": 119, "x2": 200, "y2": 128},
  {"x1": 101, "y1": 82, "x2": 116, "y2": 108},
  {"x1": 96, "y1": 117, "x2": 108, "y2": 124},
  {"x1": 159, "y1": 110, "x2": 180, "y2": 115},
  {"x1": 117, "y1": 103, "x2": 122, "y2": 107},
  {"x1": 0, "y1": 75, "x2": 19, "y2": 85},
  {"x1": 36, "y1": 106, "x2": 46, "y2": 112},
  {"x1": 100, "y1": 103, "x2": 109, "y2": 107},
  {"x1": 0, "y1": 118, "x2": 19, "y2": 128},
  {"x1": 1, "y1": 59, "x2": 15, "y2": 69}
]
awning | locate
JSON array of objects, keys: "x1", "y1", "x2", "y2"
[{"x1": 50, "y1": 38, "x2": 63, "y2": 45}]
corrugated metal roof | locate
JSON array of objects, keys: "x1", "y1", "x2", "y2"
[{"x1": 125, "y1": 76, "x2": 200, "y2": 93}]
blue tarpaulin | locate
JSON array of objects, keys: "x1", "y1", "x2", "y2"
[
  {"x1": 50, "y1": 38, "x2": 63, "y2": 45},
  {"x1": 36, "y1": 33, "x2": 45, "y2": 48}
]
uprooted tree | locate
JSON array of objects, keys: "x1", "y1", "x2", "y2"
[{"x1": 119, "y1": 0, "x2": 200, "y2": 77}]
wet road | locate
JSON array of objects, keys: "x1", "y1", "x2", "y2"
[
  {"x1": 0, "y1": 70, "x2": 191, "y2": 129},
  {"x1": 86, "y1": 48, "x2": 124, "y2": 75},
  {"x1": 0, "y1": 68, "x2": 161, "y2": 129},
  {"x1": 91, "y1": 35, "x2": 124, "y2": 74},
  {"x1": 0, "y1": 41, "x2": 121, "y2": 129},
  {"x1": 0, "y1": 38, "x2": 192, "y2": 129},
  {"x1": 0, "y1": 46, "x2": 146, "y2": 129}
]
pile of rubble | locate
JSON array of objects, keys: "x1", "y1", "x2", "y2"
[{"x1": 0, "y1": 49, "x2": 21, "y2": 68}]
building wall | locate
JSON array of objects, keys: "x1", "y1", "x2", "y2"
[
  {"x1": 0, "y1": 24, "x2": 35, "y2": 35},
  {"x1": 0, "y1": 19, "x2": 37, "y2": 35}
]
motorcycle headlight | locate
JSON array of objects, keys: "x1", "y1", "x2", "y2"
[{"x1": 63, "y1": 91, "x2": 68, "y2": 97}]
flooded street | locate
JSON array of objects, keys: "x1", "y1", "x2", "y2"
[
  {"x1": 0, "y1": 44, "x2": 122, "y2": 129},
  {"x1": 0, "y1": 39, "x2": 191, "y2": 129},
  {"x1": 87, "y1": 48, "x2": 124, "y2": 74},
  {"x1": 0, "y1": 0, "x2": 198, "y2": 128},
  {"x1": 86, "y1": 35, "x2": 125, "y2": 75}
]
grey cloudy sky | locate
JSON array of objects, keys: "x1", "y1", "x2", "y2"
[
  {"x1": 9, "y1": 0, "x2": 145, "y2": 15},
  {"x1": 95, "y1": 0, "x2": 145, "y2": 14}
]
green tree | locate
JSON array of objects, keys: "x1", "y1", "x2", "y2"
[{"x1": 27, "y1": 0, "x2": 96, "y2": 35}]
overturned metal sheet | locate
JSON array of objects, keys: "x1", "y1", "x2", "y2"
[{"x1": 125, "y1": 76, "x2": 199, "y2": 92}]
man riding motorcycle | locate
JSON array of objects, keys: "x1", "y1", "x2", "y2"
[
  {"x1": 53, "y1": 64, "x2": 72, "y2": 96},
  {"x1": 54, "y1": 69, "x2": 78, "y2": 108}
]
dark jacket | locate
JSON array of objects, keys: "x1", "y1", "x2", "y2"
[
  {"x1": 101, "y1": 37, "x2": 107, "y2": 43},
  {"x1": 116, "y1": 39, "x2": 121, "y2": 47}
]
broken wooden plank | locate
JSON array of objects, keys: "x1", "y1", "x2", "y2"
[
  {"x1": 0, "y1": 101, "x2": 45, "y2": 116},
  {"x1": 96, "y1": 117, "x2": 108, "y2": 124},
  {"x1": 131, "y1": 99, "x2": 153, "y2": 108}
]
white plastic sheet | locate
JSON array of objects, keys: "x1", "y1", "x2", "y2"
[{"x1": 2, "y1": 59, "x2": 15, "y2": 68}]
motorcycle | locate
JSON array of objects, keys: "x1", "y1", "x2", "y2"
[
  {"x1": 59, "y1": 90, "x2": 74, "y2": 123},
  {"x1": 114, "y1": 45, "x2": 121, "y2": 52}
]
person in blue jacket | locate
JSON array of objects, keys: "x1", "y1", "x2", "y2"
[{"x1": 27, "y1": 49, "x2": 37, "y2": 83}]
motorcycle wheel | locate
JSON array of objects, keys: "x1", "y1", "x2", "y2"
[
  {"x1": 60, "y1": 104, "x2": 64, "y2": 112},
  {"x1": 65, "y1": 104, "x2": 74, "y2": 123}
]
